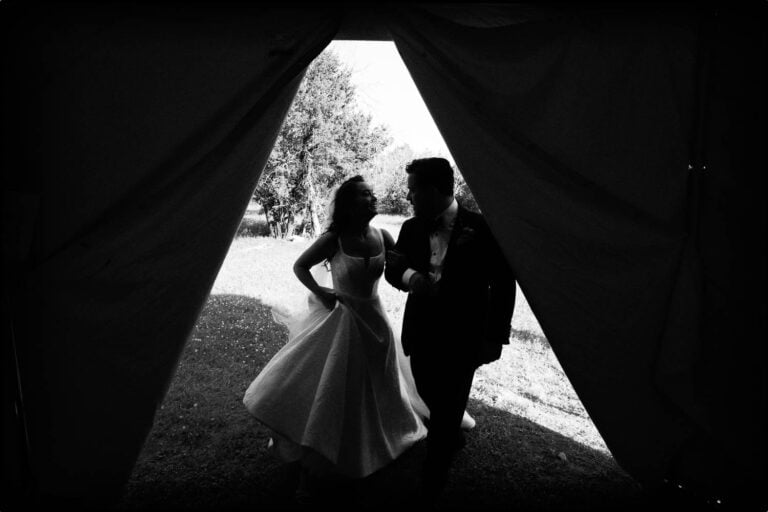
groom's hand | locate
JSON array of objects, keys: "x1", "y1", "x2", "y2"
[
  {"x1": 386, "y1": 249, "x2": 409, "y2": 271},
  {"x1": 408, "y1": 272, "x2": 439, "y2": 297}
]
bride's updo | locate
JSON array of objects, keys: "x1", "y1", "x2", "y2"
[{"x1": 326, "y1": 175, "x2": 366, "y2": 234}]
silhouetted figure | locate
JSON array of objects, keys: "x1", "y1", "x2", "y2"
[
  {"x1": 385, "y1": 158, "x2": 516, "y2": 501},
  {"x1": 243, "y1": 176, "x2": 426, "y2": 505}
]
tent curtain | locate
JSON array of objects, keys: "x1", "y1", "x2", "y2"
[
  {"x1": 389, "y1": 3, "x2": 764, "y2": 500},
  {"x1": 3, "y1": 3, "x2": 763, "y2": 508},
  {"x1": 3, "y1": 4, "x2": 340, "y2": 505}
]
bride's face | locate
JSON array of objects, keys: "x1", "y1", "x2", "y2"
[{"x1": 352, "y1": 182, "x2": 378, "y2": 220}]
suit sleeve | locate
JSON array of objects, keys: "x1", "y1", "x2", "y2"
[
  {"x1": 385, "y1": 220, "x2": 412, "y2": 293},
  {"x1": 484, "y1": 221, "x2": 516, "y2": 345}
]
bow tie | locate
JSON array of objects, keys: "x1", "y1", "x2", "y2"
[{"x1": 429, "y1": 216, "x2": 451, "y2": 234}]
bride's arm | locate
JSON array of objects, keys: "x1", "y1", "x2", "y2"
[
  {"x1": 293, "y1": 232, "x2": 338, "y2": 309},
  {"x1": 381, "y1": 228, "x2": 395, "y2": 252}
]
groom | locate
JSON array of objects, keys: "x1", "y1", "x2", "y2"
[{"x1": 385, "y1": 157, "x2": 516, "y2": 497}]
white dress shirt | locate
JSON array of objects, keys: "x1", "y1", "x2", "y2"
[{"x1": 402, "y1": 198, "x2": 459, "y2": 288}]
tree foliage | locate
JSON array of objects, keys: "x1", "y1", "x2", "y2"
[
  {"x1": 363, "y1": 145, "x2": 481, "y2": 216},
  {"x1": 254, "y1": 50, "x2": 391, "y2": 238},
  {"x1": 454, "y1": 171, "x2": 481, "y2": 213},
  {"x1": 362, "y1": 144, "x2": 415, "y2": 215}
]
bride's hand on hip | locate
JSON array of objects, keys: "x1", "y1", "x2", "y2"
[{"x1": 316, "y1": 287, "x2": 340, "y2": 310}]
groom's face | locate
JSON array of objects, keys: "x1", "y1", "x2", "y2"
[{"x1": 406, "y1": 174, "x2": 436, "y2": 218}]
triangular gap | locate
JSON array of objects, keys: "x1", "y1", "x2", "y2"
[
  {"x1": 313, "y1": 40, "x2": 612, "y2": 455},
  {"x1": 125, "y1": 38, "x2": 630, "y2": 511}
]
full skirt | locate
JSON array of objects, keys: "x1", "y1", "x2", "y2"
[{"x1": 243, "y1": 293, "x2": 427, "y2": 478}]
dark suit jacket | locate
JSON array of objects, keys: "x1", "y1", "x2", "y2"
[{"x1": 385, "y1": 206, "x2": 516, "y2": 366}]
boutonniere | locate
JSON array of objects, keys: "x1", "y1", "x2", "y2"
[{"x1": 455, "y1": 226, "x2": 476, "y2": 246}]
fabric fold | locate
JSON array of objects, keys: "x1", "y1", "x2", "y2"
[
  {"x1": 389, "y1": 4, "x2": 703, "y2": 486},
  {"x1": 6, "y1": 5, "x2": 342, "y2": 504}
]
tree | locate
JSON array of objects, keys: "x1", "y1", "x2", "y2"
[
  {"x1": 254, "y1": 50, "x2": 391, "y2": 238},
  {"x1": 362, "y1": 143, "x2": 415, "y2": 215},
  {"x1": 454, "y1": 171, "x2": 481, "y2": 213}
]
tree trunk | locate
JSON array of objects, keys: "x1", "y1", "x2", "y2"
[
  {"x1": 262, "y1": 204, "x2": 274, "y2": 237},
  {"x1": 310, "y1": 201, "x2": 322, "y2": 238},
  {"x1": 305, "y1": 160, "x2": 322, "y2": 238}
]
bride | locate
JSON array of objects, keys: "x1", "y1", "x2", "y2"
[{"x1": 242, "y1": 175, "x2": 474, "y2": 487}]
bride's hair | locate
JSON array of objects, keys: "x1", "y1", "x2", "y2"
[{"x1": 326, "y1": 175, "x2": 366, "y2": 235}]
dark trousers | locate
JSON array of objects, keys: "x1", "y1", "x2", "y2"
[{"x1": 410, "y1": 347, "x2": 476, "y2": 490}]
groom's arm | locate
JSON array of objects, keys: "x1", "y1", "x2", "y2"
[
  {"x1": 384, "y1": 220, "x2": 413, "y2": 293},
  {"x1": 478, "y1": 220, "x2": 516, "y2": 364},
  {"x1": 386, "y1": 219, "x2": 436, "y2": 296}
]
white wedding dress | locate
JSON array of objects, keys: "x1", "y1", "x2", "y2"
[{"x1": 243, "y1": 228, "x2": 429, "y2": 478}]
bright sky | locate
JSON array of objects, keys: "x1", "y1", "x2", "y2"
[{"x1": 326, "y1": 40, "x2": 453, "y2": 163}]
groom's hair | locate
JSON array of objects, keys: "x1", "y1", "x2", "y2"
[{"x1": 405, "y1": 158, "x2": 454, "y2": 196}]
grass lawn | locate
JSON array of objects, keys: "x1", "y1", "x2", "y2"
[{"x1": 118, "y1": 215, "x2": 644, "y2": 510}]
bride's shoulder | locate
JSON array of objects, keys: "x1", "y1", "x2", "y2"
[
  {"x1": 311, "y1": 230, "x2": 340, "y2": 255},
  {"x1": 317, "y1": 230, "x2": 339, "y2": 243}
]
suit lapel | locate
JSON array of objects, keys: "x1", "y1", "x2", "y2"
[{"x1": 441, "y1": 207, "x2": 468, "y2": 277}]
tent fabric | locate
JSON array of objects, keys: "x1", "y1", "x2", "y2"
[
  {"x1": 389, "y1": 4, "x2": 765, "y2": 501},
  {"x1": 2, "y1": 3, "x2": 764, "y2": 507},
  {"x1": 3, "y1": 4, "x2": 341, "y2": 504},
  {"x1": 679, "y1": 8, "x2": 766, "y2": 496}
]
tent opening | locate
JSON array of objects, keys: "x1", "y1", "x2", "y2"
[{"x1": 119, "y1": 40, "x2": 639, "y2": 511}]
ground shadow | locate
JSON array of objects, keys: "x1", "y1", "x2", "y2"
[
  {"x1": 355, "y1": 398, "x2": 644, "y2": 511},
  {"x1": 118, "y1": 294, "x2": 645, "y2": 511}
]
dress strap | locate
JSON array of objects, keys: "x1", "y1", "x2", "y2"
[
  {"x1": 374, "y1": 226, "x2": 387, "y2": 256},
  {"x1": 325, "y1": 231, "x2": 340, "y2": 264}
]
